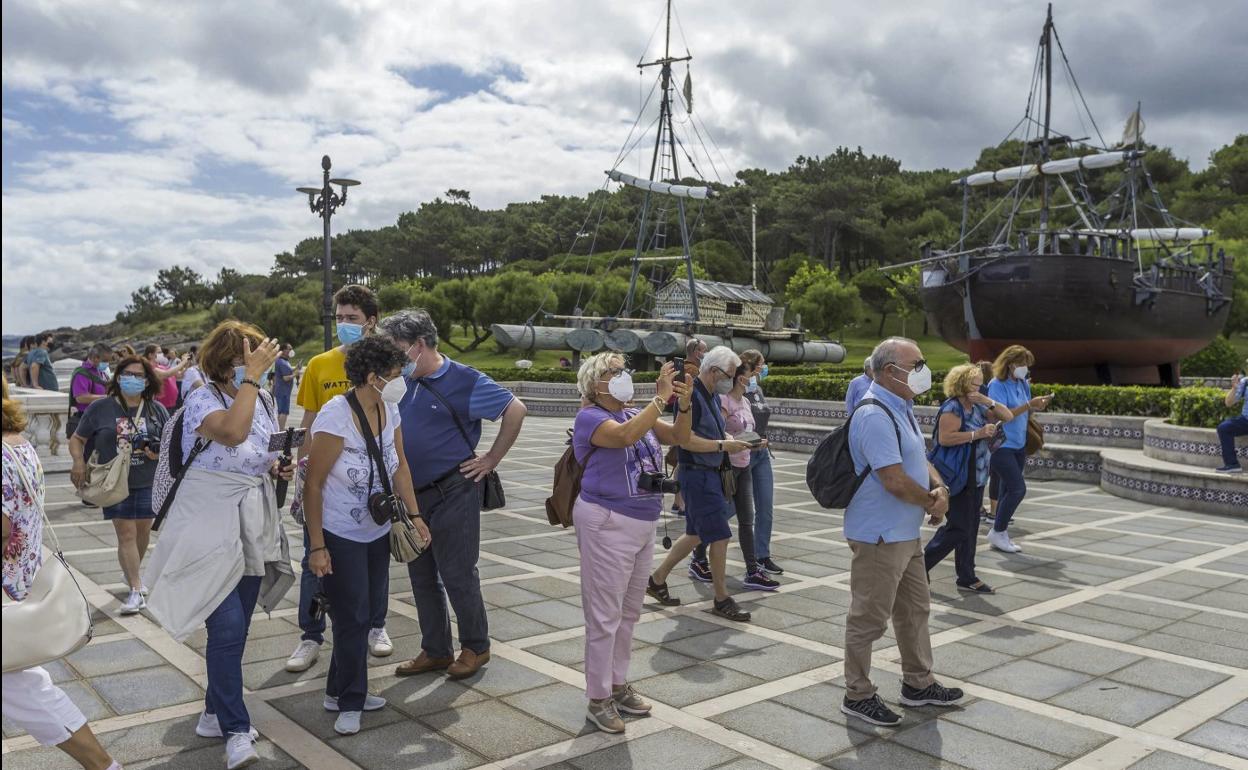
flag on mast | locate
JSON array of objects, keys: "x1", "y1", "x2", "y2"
[
  {"x1": 683, "y1": 70, "x2": 693, "y2": 113},
  {"x1": 1119, "y1": 107, "x2": 1145, "y2": 148}
]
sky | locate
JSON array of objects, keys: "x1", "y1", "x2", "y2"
[{"x1": 3, "y1": 0, "x2": 1246, "y2": 334}]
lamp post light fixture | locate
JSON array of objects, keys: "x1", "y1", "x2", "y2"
[{"x1": 297, "y1": 155, "x2": 360, "y2": 351}]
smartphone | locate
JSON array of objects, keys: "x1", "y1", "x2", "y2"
[
  {"x1": 266, "y1": 429, "x2": 308, "y2": 453},
  {"x1": 671, "y1": 357, "x2": 685, "y2": 383}
]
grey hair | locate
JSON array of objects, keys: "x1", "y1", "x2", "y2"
[
  {"x1": 870, "y1": 337, "x2": 918, "y2": 378},
  {"x1": 685, "y1": 337, "x2": 707, "y2": 358},
  {"x1": 576, "y1": 352, "x2": 625, "y2": 399},
  {"x1": 862, "y1": 355, "x2": 873, "y2": 375},
  {"x1": 700, "y1": 345, "x2": 741, "y2": 376},
  {"x1": 379, "y1": 309, "x2": 438, "y2": 348},
  {"x1": 91, "y1": 343, "x2": 113, "y2": 359}
]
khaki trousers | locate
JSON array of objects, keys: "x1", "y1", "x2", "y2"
[{"x1": 843, "y1": 537, "x2": 935, "y2": 701}]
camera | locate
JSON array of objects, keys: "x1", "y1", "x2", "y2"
[
  {"x1": 309, "y1": 589, "x2": 331, "y2": 622},
  {"x1": 637, "y1": 471, "x2": 680, "y2": 495},
  {"x1": 137, "y1": 437, "x2": 161, "y2": 454},
  {"x1": 368, "y1": 492, "x2": 408, "y2": 526}
]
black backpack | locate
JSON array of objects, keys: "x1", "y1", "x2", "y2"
[{"x1": 806, "y1": 398, "x2": 901, "y2": 509}]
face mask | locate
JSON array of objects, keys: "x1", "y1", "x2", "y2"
[
  {"x1": 99, "y1": 364, "x2": 111, "y2": 378},
  {"x1": 603, "y1": 371, "x2": 635, "y2": 403},
  {"x1": 890, "y1": 363, "x2": 932, "y2": 396},
  {"x1": 376, "y1": 375, "x2": 407, "y2": 404},
  {"x1": 747, "y1": 376, "x2": 759, "y2": 393},
  {"x1": 233, "y1": 365, "x2": 248, "y2": 388},
  {"x1": 155, "y1": 355, "x2": 169, "y2": 367},
  {"x1": 402, "y1": 349, "x2": 422, "y2": 379},
  {"x1": 1013, "y1": 365, "x2": 1029, "y2": 380},
  {"x1": 759, "y1": 365, "x2": 769, "y2": 381},
  {"x1": 714, "y1": 374, "x2": 734, "y2": 395},
  {"x1": 336, "y1": 322, "x2": 364, "y2": 345},
  {"x1": 119, "y1": 375, "x2": 145, "y2": 396}
]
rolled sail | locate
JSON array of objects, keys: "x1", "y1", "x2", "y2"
[
  {"x1": 960, "y1": 164, "x2": 1039, "y2": 187},
  {"x1": 1128, "y1": 228, "x2": 1212, "y2": 241},
  {"x1": 955, "y1": 152, "x2": 1133, "y2": 186},
  {"x1": 606, "y1": 169, "x2": 712, "y2": 200}
]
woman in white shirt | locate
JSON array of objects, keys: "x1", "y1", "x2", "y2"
[{"x1": 303, "y1": 336, "x2": 430, "y2": 736}]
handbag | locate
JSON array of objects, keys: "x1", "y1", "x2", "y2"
[
  {"x1": 417, "y1": 378, "x2": 506, "y2": 511},
  {"x1": 1024, "y1": 417, "x2": 1045, "y2": 456},
  {"x1": 2, "y1": 444, "x2": 95, "y2": 673},
  {"x1": 928, "y1": 398, "x2": 972, "y2": 496},
  {"x1": 78, "y1": 399, "x2": 144, "y2": 508}
]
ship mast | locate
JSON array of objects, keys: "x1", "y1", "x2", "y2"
[
  {"x1": 623, "y1": 0, "x2": 699, "y2": 321},
  {"x1": 1038, "y1": 3, "x2": 1054, "y2": 252}
]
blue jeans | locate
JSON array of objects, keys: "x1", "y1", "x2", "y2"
[
  {"x1": 299, "y1": 527, "x2": 387, "y2": 643},
  {"x1": 1216, "y1": 415, "x2": 1248, "y2": 467},
  {"x1": 749, "y1": 449, "x2": 775, "y2": 560},
  {"x1": 407, "y1": 474, "x2": 489, "y2": 659},
  {"x1": 323, "y1": 530, "x2": 391, "y2": 711},
  {"x1": 204, "y1": 575, "x2": 262, "y2": 735},
  {"x1": 990, "y1": 448, "x2": 1028, "y2": 533}
]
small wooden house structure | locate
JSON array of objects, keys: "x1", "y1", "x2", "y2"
[{"x1": 653, "y1": 279, "x2": 777, "y2": 329}]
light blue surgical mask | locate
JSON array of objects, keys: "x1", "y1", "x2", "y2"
[
  {"x1": 401, "y1": 348, "x2": 422, "y2": 379},
  {"x1": 233, "y1": 365, "x2": 248, "y2": 388},
  {"x1": 119, "y1": 375, "x2": 145, "y2": 396},
  {"x1": 747, "y1": 376, "x2": 759, "y2": 393},
  {"x1": 759, "y1": 364, "x2": 769, "y2": 381},
  {"x1": 98, "y1": 363, "x2": 111, "y2": 378},
  {"x1": 336, "y1": 322, "x2": 364, "y2": 345}
]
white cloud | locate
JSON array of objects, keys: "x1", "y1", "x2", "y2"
[{"x1": 1, "y1": 0, "x2": 1244, "y2": 333}]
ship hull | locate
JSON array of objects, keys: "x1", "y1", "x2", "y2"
[{"x1": 921, "y1": 253, "x2": 1231, "y2": 385}]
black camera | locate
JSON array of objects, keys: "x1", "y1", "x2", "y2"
[
  {"x1": 368, "y1": 492, "x2": 408, "y2": 526},
  {"x1": 137, "y1": 437, "x2": 161, "y2": 454},
  {"x1": 309, "y1": 589, "x2": 331, "y2": 622},
  {"x1": 637, "y1": 472, "x2": 680, "y2": 495}
]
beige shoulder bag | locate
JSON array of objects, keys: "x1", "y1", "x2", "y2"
[
  {"x1": 78, "y1": 399, "x2": 143, "y2": 508},
  {"x1": 2, "y1": 443, "x2": 95, "y2": 673}
]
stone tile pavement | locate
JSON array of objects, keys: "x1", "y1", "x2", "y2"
[{"x1": 3, "y1": 415, "x2": 1247, "y2": 769}]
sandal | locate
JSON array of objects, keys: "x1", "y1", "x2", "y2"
[
  {"x1": 957, "y1": 580, "x2": 995, "y2": 594},
  {"x1": 711, "y1": 596, "x2": 751, "y2": 622},
  {"x1": 646, "y1": 577, "x2": 680, "y2": 607}
]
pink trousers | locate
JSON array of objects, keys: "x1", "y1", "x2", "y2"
[{"x1": 573, "y1": 497, "x2": 655, "y2": 700}]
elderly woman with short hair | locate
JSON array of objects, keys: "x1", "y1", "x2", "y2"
[
  {"x1": 647, "y1": 346, "x2": 754, "y2": 623},
  {"x1": 571, "y1": 353, "x2": 691, "y2": 734}
]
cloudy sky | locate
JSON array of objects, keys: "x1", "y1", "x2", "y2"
[{"x1": 3, "y1": 0, "x2": 1245, "y2": 333}]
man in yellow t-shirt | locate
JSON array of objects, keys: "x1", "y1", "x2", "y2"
[{"x1": 286, "y1": 284, "x2": 393, "y2": 673}]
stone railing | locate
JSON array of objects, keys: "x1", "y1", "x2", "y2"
[{"x1": 8, "y1": 386, "x2": 67, "y2": 458}]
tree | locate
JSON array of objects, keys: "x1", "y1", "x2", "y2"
[
  {"x1": 122, "y1": 285, "x2": 168, "y2": 323},
  {"x1": 213, "y1": 267, "x2": 246, "y2": 304},
  {"x1": 887, "y1": 266, "x2": 923, "y2": 337},
  {"x1": 786, "y1": 266, "x2": 861, "y2": 337},
  {"x1": 155, "y1": 265, "x2": 206, "y2": 310},
  {"x1": 469, "y1": 272, "x2": 557, "y2": 349},
  {"x1": 851, "y1": 269, "x2": 897, "y2": 336},
  {"x1": 254, "y1": 294, "x2": 320, "y2": 346}
]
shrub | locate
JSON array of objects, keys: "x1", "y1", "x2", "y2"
[
  {"x1": 1171, "y1": 387, "x2": 1241, "y2": 428},
  {"x1": 1028, "y1": 384, "x2": 1174, "y2": 418},
  {"x1": 1181, "y1": 336, "x2": 1242, "y2": 377}
]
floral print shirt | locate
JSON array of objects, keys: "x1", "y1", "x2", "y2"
[{"x1": 3, "y1": 440, "x2": 45, "y2": 601}]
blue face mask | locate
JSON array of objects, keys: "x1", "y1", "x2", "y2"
[
  {"x1": 759, "y1": 365, "x2": 769, "y2": 381},
  {"x1": 336, "y1": 322, "x2": 364, "y2": 345},
  {"x1": 233, "y1": 365, "x2": 248, "y2": 388},
  {"x1": 747, "y1": 376, "x2": 759, "y2": 393},
  {"x1": 119, "y1": 375, "x2": 145, "y2": 396},
  {"x1": 98, "y1": 363, "x2": 111, "y2": 378},
  {"x1": 401, "y1": 348, "x2": 422, "y2": 379}
]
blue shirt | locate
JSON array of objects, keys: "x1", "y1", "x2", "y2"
[
  {"x1": 845, "y1": 374, "x2": 872, "y2": 412},
  {"x1": 1235, "y1": 379, "x2": 1248, "y2": 418},
  {"x1": 25, "y1": 348, "x2": 57, "y2": 391},
  {"x1": 988, "y1": 377, "x2": 1032, "y2": 450},
  {"x1": 677, "y1": 378, "x2": 727, "y2": 469},
  {"x1": 845, "y1": 383, "x2": 929, "y2": 544},
  {"x1": 274, "y1": 357, "x2": 294, "y2": 398},
  {"x1": 399, "y1": 355, "x2": 515, "y2": 487}
]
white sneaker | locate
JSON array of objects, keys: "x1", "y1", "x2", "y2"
[
  {"x1": 195, "y1": 711, "x2": 259, "y2": 740},
  {"x1": 284, "y1": 640, "x2": 320, "y2": 673},
  {"x1": 225, "y1": 732, "x2": 258, "y2": 769},
  {"x1": 119, "y1": 590, "x2": 146, "y2": 615},
  {"x1": 323, "y1": 694, "x2": 386, "y2": 712},
  {"x1": 334, "y1": 710, "x2": 363, "y2": 735},
  {"x1": 140, "y1": 584, "x2": 149, "y2": 596},
  {"x1": 368, "y1": 627, "x2": 394, "y2": 657},
  {"x1": 987, "y1": 529, "x2": 1013, "y2": 553},
  {"x1": 1004, "y1": 534, "x2": 1023, "y2": 553}
]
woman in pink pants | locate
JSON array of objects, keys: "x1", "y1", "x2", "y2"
[{"x1": 572, "y1": 353, "x2": 691, "y2": 733}]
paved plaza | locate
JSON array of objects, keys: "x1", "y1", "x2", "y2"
[{"x1": 3, "y1": 414, "x2": 1248, "y2": 770}]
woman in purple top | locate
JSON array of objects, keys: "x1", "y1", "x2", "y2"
[{"x1": 572, "y1": 353, "x2": 691, "y2": 735}]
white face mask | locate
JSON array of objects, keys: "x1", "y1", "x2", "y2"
[
  {"x1": 890, "y1": 363, "x2": 932, "y2": 396},
  {"x1": 1013, "y1": 365, "x2": 1029, "y2": 380},
  {"x1": 376, "y1": 375, "x2": 407, "y2": 404},
  {"x1": 603, "y1": 371, "x2": 635, "y2": 403}
]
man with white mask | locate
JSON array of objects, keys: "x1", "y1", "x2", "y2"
[{"x1": 839, "y1": 337, "x2": 964, "y2": 727}]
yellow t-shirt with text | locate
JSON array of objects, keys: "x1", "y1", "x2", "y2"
[{"x1": 296, "y1": 348, "x2": 351, "y2": 414}]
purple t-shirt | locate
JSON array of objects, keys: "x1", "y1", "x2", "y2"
[
  {"x1": 70, "y1": 361, "x2": 109, "y2": 413},
  {"x1": 572, "y1": 406, "x2": 663, "y2": 521}
]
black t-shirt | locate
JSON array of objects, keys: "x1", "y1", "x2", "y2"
[
  {"x1": 74, "y1": 397, "x2": 170, "y2": 488},
  {"x1": 744, "y1": 387, "x2": 771, "y2": 438}
]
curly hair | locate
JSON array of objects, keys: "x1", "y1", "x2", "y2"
[
  {"x1": 199, "y1": 320, "x2": 268, "y2": 384},
  {"x1": 576, "y1": 352, "x2": 626, "y2": 400},
  {"x1": 943, "y1": 363, "x2": 984, "y2": 399},
  {"x1": 2, "y1": 375, "x2": 27, "y2": 433},
  {"x1": 344, "y1": 335, "x2": 406, "y2": 387},
  {"x1": 107, "y1": 356, "x2": 161, "y2": 401},
  {"x1": 334, "y1": 284, "x2": 379, "y2": 322}
]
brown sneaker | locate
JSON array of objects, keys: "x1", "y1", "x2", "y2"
[
  {"x1": 586, "y1": 698, "x2": 625, "y2": 734},
  {"x1": 446, "y1": 649, "x2": 490, "y2": 680},
  {"x1": 394, "y1": 651, "x2": 454, "y2": 677},
  {"x1": 612, "y1": 683, "x2": 651, "y2": 716}
]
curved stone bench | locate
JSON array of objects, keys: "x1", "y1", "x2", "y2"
[
  {"x1": 1143, "y1": 418, "x2": 1248, "y2": 469},
  {"x1": 1100, "y1": 448, "x2": 1248, "y2": 518}
]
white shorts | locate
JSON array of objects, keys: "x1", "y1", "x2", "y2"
[{"x1": 1, "y1": 666, "x2": 87, "y2": 746}]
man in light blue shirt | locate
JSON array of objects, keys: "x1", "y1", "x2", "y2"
[
  {"x1": 840, "y1": 337, "x2": 963, "y2": 728},
  {"x1": 1215, "y1": 367, "x2": 1248, "y2": 473},
  {"x1": 844, "y1": 356, "x2": 873, "y2": 413}
]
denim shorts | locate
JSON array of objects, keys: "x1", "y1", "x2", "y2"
[
  {"x1": 103, "y1": 487, "x2": 155, "y2": 520},
  {"x1": 678, "y1": 466, "x2": 732, "y2": 545},
  {"x1": 275, "y1": 391, "x2": 292, "y2": 415}
]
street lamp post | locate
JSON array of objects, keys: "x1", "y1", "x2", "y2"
[{"x1": 297, "y1": 155, "x2": 360, "y2": 351}]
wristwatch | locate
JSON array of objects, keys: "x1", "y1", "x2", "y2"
[{"x1": 933, "y1": 485, "x2": 950, "y2": 496}]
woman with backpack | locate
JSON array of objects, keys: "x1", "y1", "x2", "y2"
[
  {"x1": 68, "y1": 355, "x2": 169, "y2": 615},
  {"x1": 570, "y1": 353, "x2": 690, "y2": 734},
  {"x1": 302, "y1": 336, "x2": 430, "y2": 736},
  {"x1": 142, "y1": 321, "x2": 291, "y2": 770},
  {"x1": 923, "y1": 364, "x2": 1013, "y2": 593}
]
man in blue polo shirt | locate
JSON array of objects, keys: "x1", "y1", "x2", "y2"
[
  {"x1": 1216, "y1": 366, "x2": 1248, "y2": 473},
  {"x1": 380, "y1": 309, "x2": 528, "y2": 681},
  {"x1": 844, "y1": 355, "x2": 874, "y2": 412},
  {"x1": 840, "y1": 337, "x2": 963, "y2": 728}
]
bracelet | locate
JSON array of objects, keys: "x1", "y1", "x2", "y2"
[
  {"x1": 678, "y1": 405, "x2": 691, "y2": 414},
  {"x1": 308, "y1": 545, "x2": 327, "y2": 555},
  {"x1": 239, "y1": 378, "x2": 263, "y2": 390},
  {"x1": 651, "y1": 396, "x2": 666, "y2": 412}
]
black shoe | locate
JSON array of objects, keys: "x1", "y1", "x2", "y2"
[
  {"x1": 899, "y1": 681, "x2": 964, "y2": 707},
  {"x1": 711, "y1": 596, "x2": 751, "y2": 622},
  {"x1": 646, "y1": 576, "x2": 681, "y2": 607},
  {"x1": 687, "y1": 560, "x2": 712, "y2": 583},
  {"x1": 840, "y1": 694, "x2": 901, "y2": 726},
  {"x1": 956, "y1": 580, "x2": 994, "y2": 594},
  {"x1": 759, "y1": 557, "x2": 784, "y2": 575},
  {"x1": 743, "y1": 569, "x2": 780, "y2": 591}
]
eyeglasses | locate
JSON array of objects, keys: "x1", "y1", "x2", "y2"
[{"x1": 893, "y1": 359, "x2": 927, "y2": 373}]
